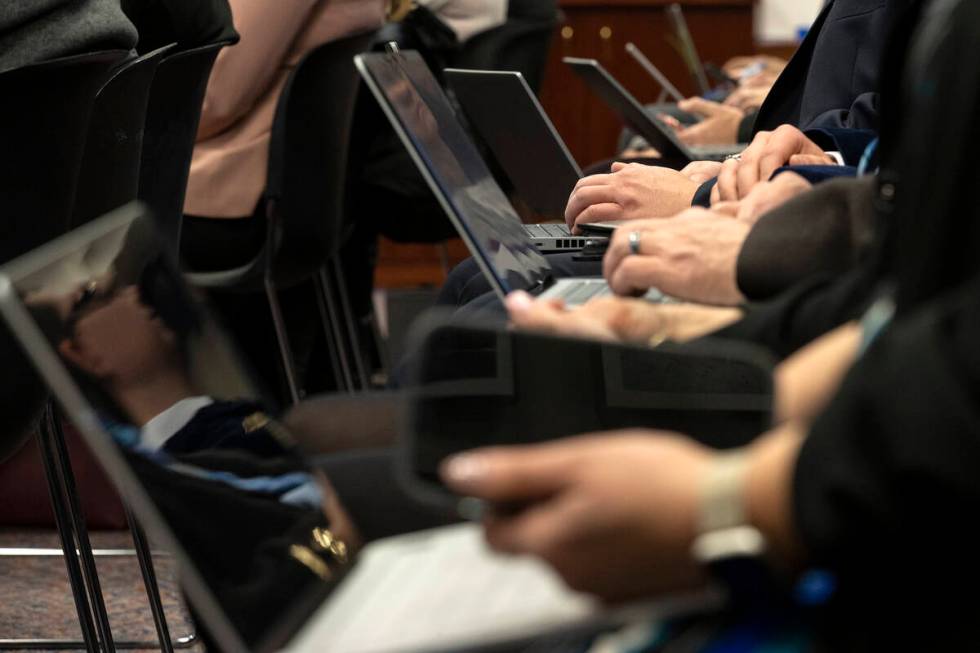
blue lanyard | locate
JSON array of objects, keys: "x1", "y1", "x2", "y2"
[{"x1": 857, "y1": 138, "x2": 879, "y2": 176}]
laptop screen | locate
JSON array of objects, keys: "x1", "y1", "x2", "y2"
[
  {"x1": 0, "y1": 206, "x2": 338, "y2": 653},
  {"x1": 357, "y1": 51, "x2": 554, "y2": 296},
  {"x1": 564, "y1": 58, "x2": 689, "y2": 162},
  {"x1": 446, "y1": 69, "x2": 583, "y2": 222}
]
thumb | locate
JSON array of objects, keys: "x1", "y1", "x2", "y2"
[
  {"x1": 678, "y1": 97, "x2": 721, "y2": 118},
  {"x1": 610, "y1": 161, "x2": 629, "y2": 173},
  {"x1": 441, "y1": 445, "x2": 573, "y2": 502}
]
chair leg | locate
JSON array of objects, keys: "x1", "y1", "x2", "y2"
[
  {"x1": 0, "y1": 407, "x2": 198, "y2": 651},
  {"x1": 45, "y1": 411, "x2": 117, "y2": 653},
  {"x1": 330, "y1": 258, "x2": 371, "y2": 390},
  {"x1": 264, "y1": 277, "x2": 302, "y2": 405},
  {"x1": 315, "y1": 268, "x2": 355, "y2": 393},
  {"x1": 125, "y1": 508, "x2": 174, "y2": 653},
  {"x1": 45, "y1": 406, "x2": 117, "y2": 653},
  {"x1": 21, "y1": 408, "x2": 101, "y2": 653}
]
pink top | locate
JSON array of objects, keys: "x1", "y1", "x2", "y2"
[{"x1": 184, "y1": 0, "x2": 385, "y2": 218}]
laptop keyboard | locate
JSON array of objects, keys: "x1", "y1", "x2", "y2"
[
  {"x1": 525, "y1": 223, "x2": 572, "y2": 238},
  {"x1": 558, "y1": 280, "x2": 609, "y2": 304}
]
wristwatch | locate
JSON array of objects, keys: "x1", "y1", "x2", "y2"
[{"x1": 691, "y1": 452, "x2": 774, "y2": 602}]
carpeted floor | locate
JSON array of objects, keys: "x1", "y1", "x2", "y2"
[{"x1": 0, "y1": 529, "x2": 201, "y2": 652}]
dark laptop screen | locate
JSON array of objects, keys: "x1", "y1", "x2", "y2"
[
  {"x1": 564, "y1": 58, "x2": 688, "y2": 161},
  {"x1": 0, "y1": 207, "x2": 336, "y2": 653},
  {"x1": 358, "y1": 51, "x2": 554, "y2": 295},
  {"x1": 446, "y1": 69, "x2": 583, "y2": 222}
]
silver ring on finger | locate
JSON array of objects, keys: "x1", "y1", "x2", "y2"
[{"x1": 628, "y1": 231, "x2": 642, "y2": 256}]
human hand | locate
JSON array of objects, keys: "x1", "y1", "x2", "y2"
[
  {"x1": 670, "y1": 98, "x2": 745, "y2": 146},
  {"x1": 724, "y1": 85, "x2": 772, "y2": 112},
  {"x1": 601, "y1": 210, "x2": 750, "y2": 305},
  {"x1": 731, "y1": 172, "x2": 812, "y2": 225},
  {"x1": 565, "y1": 162, "x2": 699, "y2": 233},
  {"x1": 505, "y1": 291, "x2": 743, "y2": 344},
  {"x1": 723, "y1": 55, "x2": 787, "y2": 80},
  {"x1": 712, "y1": 125, "x2": 829, "y2": 202},
  {"x1": 679, "y1": 160, "x2": 723, "y2": 185},
  {"x1": 441, "y1": 432, "x2": 713, "y2": 601}
]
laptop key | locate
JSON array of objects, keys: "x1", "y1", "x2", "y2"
[{"x1": 562, "y1": 281, "x2": 605, "y2": 305}]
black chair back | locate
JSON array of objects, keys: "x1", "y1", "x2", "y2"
[
  {"x1": 139, "y1": 41, "x2": 230, "y2": 247},
  {"x1": 264, "y1": 31, "x2": 377, "y2": 285},
  {"x1": 0, "y1": 50, "x2": 129, "y2": 264},
  {"x1": 72, "y1": 44, "x2": 173, "y2": 228},
  {"x1": 448, "y1": 17, "x2": 558, "y2": 93}
]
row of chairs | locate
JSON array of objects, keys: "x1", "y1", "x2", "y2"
[
  {"x1": 0, "y1": 39, "x2": 230, "y2": 653},
  {"x1": 0, "y1": 8, "x2": 559, "y2": 650}
]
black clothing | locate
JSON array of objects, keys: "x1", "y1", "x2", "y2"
[
  {"x1": 181, "y1": 211, "x2": 266, "y2": 272},
  {"x1": 121, "y1": 0, "x2": 238, "y2": 53},
  {"x1": 736, "y1": 176, "x2": 876, "y2": 302},
  {"x1": 795, "y1": 279, "x2": 980, "y2": 648},
  {"x1": 753, "y1": 0, "x2": 906, "y2": 134}
]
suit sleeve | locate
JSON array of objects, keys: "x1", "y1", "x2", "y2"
[{"x1": 793, "y1": 282, "x2": 980, "y2": 627}]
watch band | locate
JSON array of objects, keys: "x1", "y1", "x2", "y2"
[{"x1": 691, "y1": 452, "x2": 767, "y2": 564}]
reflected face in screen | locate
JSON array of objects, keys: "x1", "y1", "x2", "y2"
[
  {"x1": 59, "y1": 285, "x2": 182, "y2": 401},
  {"x1": 12, "y1": 215, "x2": 342, "y2": 651}
]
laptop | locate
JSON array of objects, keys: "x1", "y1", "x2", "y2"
[
  {"x1": 356, "y1": 50, "x2": 666, "y2": 306},
  {"x1": 446, "y1": 68, "x2": 583, "y2": 225},
  {"x1": 564, "y1": 57, "x2": 744, "y2": 163},
  {"x1": 666, "y1": 2, "x2": 711, "y2": 95},
  {"x1": 0, "y1": 205, "x2": 715, "y2": 652}
]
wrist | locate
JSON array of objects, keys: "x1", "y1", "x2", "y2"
[{"x1": 744, "y1": 424, "x2": 807, "y2": 569}]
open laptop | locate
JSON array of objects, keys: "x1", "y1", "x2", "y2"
[
  {"x1": 446, "y1": 68, "x2": 583, "y2": 225},
  {"x1": 666, "y1": 3, "x2": 711, "y2": 95},
  {"x1": 0, "y1": 206, "x2": 715, "y2": 652},
  {"x1": 356, "y1": 50, "x2": 666, "y2": 306},
  {"x1": 564, "y1": 57, "x2": 744, "y2": 163}
]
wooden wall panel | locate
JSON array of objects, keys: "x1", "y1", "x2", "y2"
[{"x1": 541, "y1": 0, "x2": 755, "y2": 166}]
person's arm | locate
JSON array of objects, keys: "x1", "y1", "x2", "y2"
[
  {"x1": 735, "y1": 175, "x2": 877, "y2": 302},
  {"x1": 802, "y1": 91, "x2": 879, "y2": 133},
  {"x1": 196, "y1": 0, "x2": 319, "y2": 140},
  {"x1": 789, "y1": 282, "x2": 980, "y2": 638},
  {"x1": 439, "y1": 421, "x2": 810, "y2": 601},
  {"x1": 773, "y1": 322, "x2": 861, "y2": 424}
]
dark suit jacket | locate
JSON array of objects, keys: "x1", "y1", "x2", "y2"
[
  {"x1": 736, "y1": 175, "x2": 876, "y2": 302},
  {"x1": 753, "y1": 0, "x2": 907, "y2": 133}
]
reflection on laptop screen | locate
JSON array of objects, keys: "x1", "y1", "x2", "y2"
[
  {"x1": 0, "y1": 207, "x2": 337, "y2": 653},
  {"x1": 358, "y1": 51, "x2": 554, "y2": 294}
]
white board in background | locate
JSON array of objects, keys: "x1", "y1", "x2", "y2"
[{"x1": 755, "y1": 0, "x2": 824, "y2": 45}]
